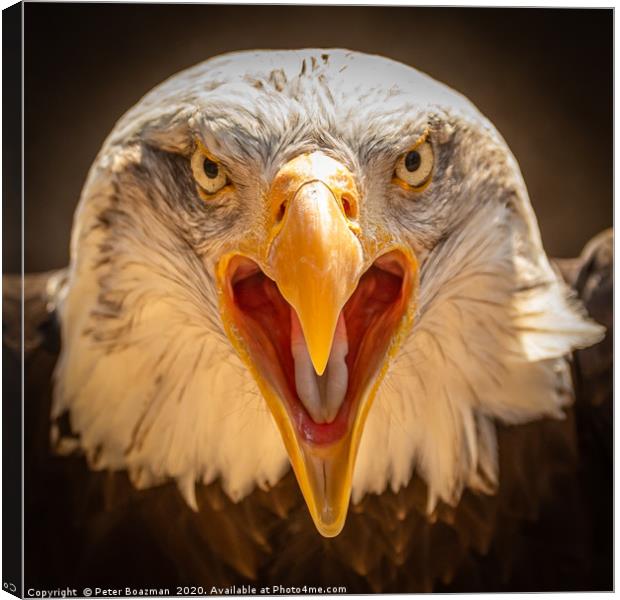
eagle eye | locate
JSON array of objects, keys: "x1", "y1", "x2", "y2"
[
  {"x1": 394, "y1": 139, "x2": 434, "y2": 190},
  {"x1": 202, "y1": 157, "x2": 219, "y2": 179},
  {"x1": 191, "y1": 148, "x2": 230, "y2": 196}
]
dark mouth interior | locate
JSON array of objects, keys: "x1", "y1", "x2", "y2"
[{"x1": 227, "y1": 251, "x2": 410, "y2": 445}]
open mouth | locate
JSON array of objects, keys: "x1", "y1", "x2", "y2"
[
  {"x1": 215, "y1": 150, "x2": 418, "y2": 536},
  {"x1": 223, "y1": 250, "x2": 412, "y2": 447}
]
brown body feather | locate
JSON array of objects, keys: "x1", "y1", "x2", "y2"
[{"x1": 6, "y1": 231, "x2": 612, "y2": 592}]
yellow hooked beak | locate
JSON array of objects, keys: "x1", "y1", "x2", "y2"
[
  {"x1": 217, "y1": 151, "x2": 417, "y2": 537},
  {"x1": 267, "y1": 152, "x2": 363, "y2": 375},
  {"x1": 266, "y1": 152, "x2": 363, "y2": 536}
]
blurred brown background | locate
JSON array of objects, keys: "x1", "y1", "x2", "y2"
[{"x1": 18, "y1": 5, "x2": 612, "y2": 273}]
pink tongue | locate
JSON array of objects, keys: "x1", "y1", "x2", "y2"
[{"x1": 290, "y1": 310, "x2": 349, "y2": 424}]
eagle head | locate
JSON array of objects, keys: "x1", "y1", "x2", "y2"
[{"x1": 53, "y1": 49, "x2": 603, "y2": 537}]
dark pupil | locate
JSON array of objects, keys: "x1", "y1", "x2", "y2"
[
  {"x1": 203, "y1": 158, "x2": 219, "y2": 179},
  {"x1": 405, "y1": 150, "x2": 421, "y2": 172}
]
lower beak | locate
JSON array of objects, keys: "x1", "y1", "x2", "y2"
[
  {"x1": 289, "y1": 427, "x2": 357, "y2": 537},
  {"x1": 217, "y1": 152, "x2": 416, "y2": 537}
]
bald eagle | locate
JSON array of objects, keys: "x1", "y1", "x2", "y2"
[{"x1": 10, "y1": 49, "x2": 612, "y2": 592}]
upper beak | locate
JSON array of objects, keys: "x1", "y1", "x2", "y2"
[{"x1": 267, "y1": 154, "x2": 363, "y2": 375}]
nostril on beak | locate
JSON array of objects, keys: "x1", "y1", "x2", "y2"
[
  {"x1": 276, "y1": 199, "x2": 287, "y2": 223},
  {"x1": 340, "y1": 194, "x2": 357, "y2": 220}
]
